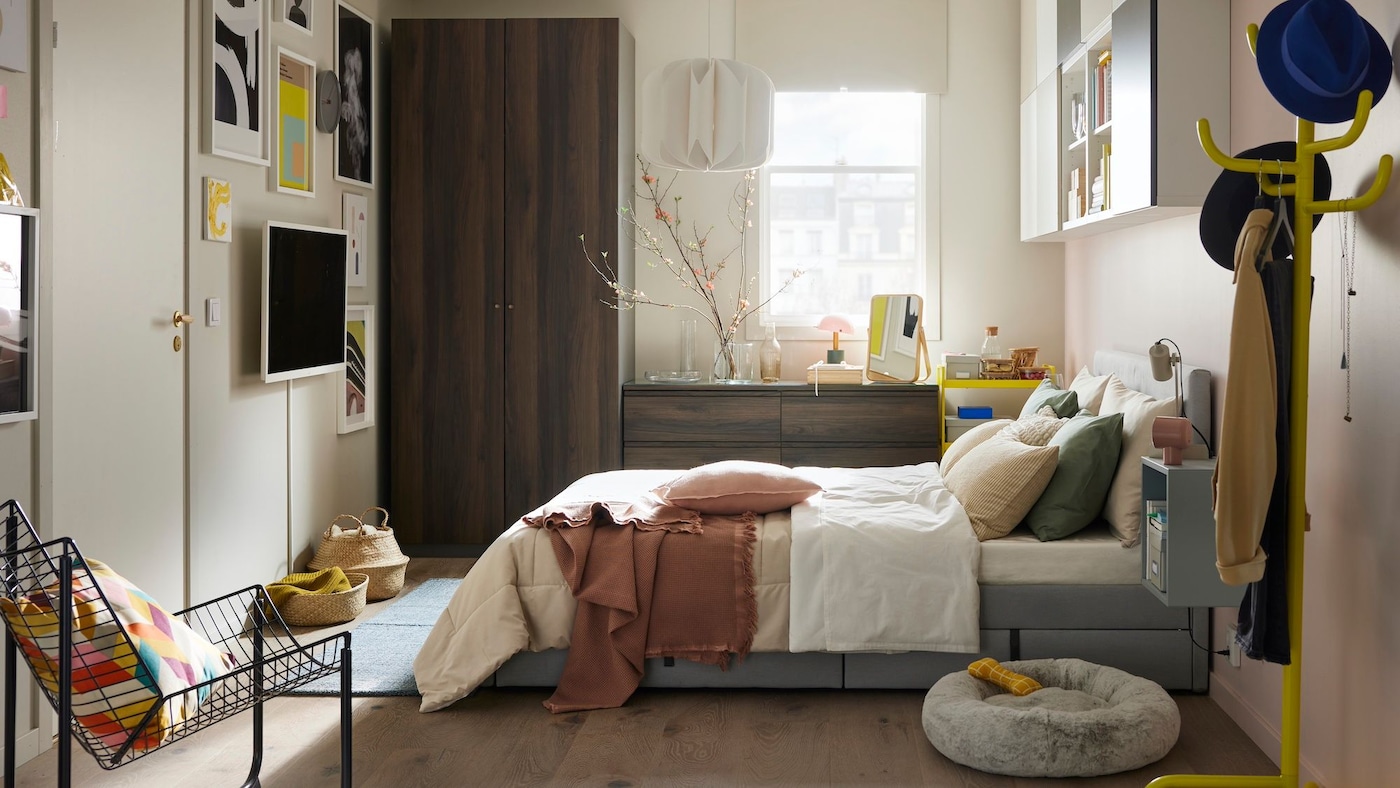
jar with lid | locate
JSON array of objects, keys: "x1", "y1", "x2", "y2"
[{"x1": 981, "y1": 326, "x2": 1003, "y2": 359}]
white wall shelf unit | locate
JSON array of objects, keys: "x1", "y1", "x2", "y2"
[{"x1": 1020, "y1": 0, "x2": 1230, "y2": 242}]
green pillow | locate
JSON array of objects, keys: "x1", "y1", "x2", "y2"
[
  {"x1": 1018, "y1": 379, "x2": 1080, "y2": 420},
  {"x1": 1024, "y1": 410, "x2": 1124, "y2": 541}
]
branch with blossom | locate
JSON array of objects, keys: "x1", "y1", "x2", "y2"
[{"x1": 582, "y1": 156, "x2": 803, "y2": 377}]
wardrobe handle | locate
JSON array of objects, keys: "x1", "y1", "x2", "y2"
[
  {"x1": 507, "y1": 304, "x2": 515, "y2": 310},
  {"x1": 494, "y1": 304, "x2": 501, "y2": 309}
]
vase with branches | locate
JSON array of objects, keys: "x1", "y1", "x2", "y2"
[{"x1": 582, "y1": 156, "x2": 802, "y2": 381}]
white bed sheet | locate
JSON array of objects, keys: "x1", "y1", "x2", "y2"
[{"x1": 979, "y1": 524, "x2": 1140, "y2": 585}]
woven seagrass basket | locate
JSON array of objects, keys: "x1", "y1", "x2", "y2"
[
  {"x1": 307, "y1": 508, "x2": 410, "y2": 602},
  {"x1": 277, "y1": 572, "x2": 368, "y2": 627}
]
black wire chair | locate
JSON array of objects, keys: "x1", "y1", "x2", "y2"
[{"x1": 0, "y1": 500, "x2": 353, "y2": 787}]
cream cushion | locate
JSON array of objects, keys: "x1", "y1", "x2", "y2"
[
  {"x1": 1069, "y1": 367, "x2": 1115, "y2": 415},
  {"x1": 1099, "y1": 377, "x2": 1178, "y2": 546},
  {"x1": 940, "y1": 419, "x2": 1013, "y2": 474},
  {"x1": 944, "y1": 438, "x2": 1060, "y2": 541}
]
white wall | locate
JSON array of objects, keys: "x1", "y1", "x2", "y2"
[
  {"x1": 1064, "y1": 1, "x2": 1400, "y2": 784},
  {"x1": 402, "y1": 0, "x2": 1064, "y2": 384},
  {"x1": 184, "y1": 0, "x2": 388, "y2": 602}
]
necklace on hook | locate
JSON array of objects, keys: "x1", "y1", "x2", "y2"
[{"x1": 1340, "y1": 210, "x2": 1357, "y2": 422}]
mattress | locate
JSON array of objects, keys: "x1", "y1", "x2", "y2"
[{"x1": 979, "y1": 523, "x2": 1140, "y2": 585}]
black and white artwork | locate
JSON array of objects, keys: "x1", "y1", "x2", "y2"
[
  {"x1": 212, "y1": 0, "x2": 267, "y2": 164},
  {"x1": 281, "y1": 0, "x2": 313, "y2": 36},
  {"x1": 335, "y1": 1, "x2": 374, "y2": 189}
]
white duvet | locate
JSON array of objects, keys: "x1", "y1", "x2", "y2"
[{"x1": 413, "y1": 464, "x2": 979, "y2": 712}]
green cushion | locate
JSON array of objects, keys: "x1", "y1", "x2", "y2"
[
  {"x1": 1018, "y1": 379, "x2": 1080, "y2": 420},
  {"x1": 1024, "y1": 410, "x2": 1124, "y2": 541}
]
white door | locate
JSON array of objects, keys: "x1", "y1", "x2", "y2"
[{"x1": 49, "y1": 0, "x2": 188, "y2": 607}]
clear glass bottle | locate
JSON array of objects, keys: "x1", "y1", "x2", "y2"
[
  {"x1": 981, "y1": 326, "x2": 1002, "y2": 359},
  {"x1": 760, "y1": 323, "x2": 782, "y2": 383}
]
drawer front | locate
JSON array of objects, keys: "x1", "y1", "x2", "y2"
[
  {"x1": 623, "y1": 445, "x2": 782, "y2": 469},
  {"x1": 624, "y1": 392, "x2": 781, "y2": 443},
  {"x1": 781, "y1": 392, "x2": 937, "y2": 443},
  {"x1": 782, "y1": 445, "x2": 937, "y2": 468}
]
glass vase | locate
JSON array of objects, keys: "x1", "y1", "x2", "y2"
[
  {"x1": 760, "y1": 323, "x2": 782, "y2": 383},
  {"x1": 713, "y1": 338, "x2": 755, "y2": 384}
]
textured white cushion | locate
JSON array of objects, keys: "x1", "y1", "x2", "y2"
[
  {"x1": 944, "y1": 438, "x2": 1059, "y2": 541},
  {"x1": 923, "y1": 658, "x2": 1180, "y2": 778},
  {"x1": 1099, "y1": 377, "x2": 1178, "y2": 546},
  {"x1": 1001, "y1": 405, "x2": 1066, "y2": 446},
  {"x1": 1068, "y1": 367, "x2": 1115, "y2": 415}
]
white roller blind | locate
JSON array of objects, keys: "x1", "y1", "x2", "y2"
[{"x1": 736, "y1": 0, "x2": 948, "y2": 93}]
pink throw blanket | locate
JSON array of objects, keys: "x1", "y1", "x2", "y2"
[{"x1": 524, "y1": 497, "x2": 757, "y2": 713}]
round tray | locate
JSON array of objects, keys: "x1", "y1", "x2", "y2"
[{"x1": 645, "y1": 370, "x2": 703, "y2": 383}]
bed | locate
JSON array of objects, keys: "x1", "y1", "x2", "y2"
[{"x1": 414, "y1": 350, "x2": 1214, "y2": 711}]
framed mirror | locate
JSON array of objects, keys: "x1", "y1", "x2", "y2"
[
  {"x1": 0, "y1": 206, "x2": 36, "y2": 423},
  {"x1": 866, "y1": 293, "x2": 928, "y2": 383}
]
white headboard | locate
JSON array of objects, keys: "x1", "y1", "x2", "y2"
[{"x1": 1092, "y1": 350, "x2": 1213, "y2": 447}]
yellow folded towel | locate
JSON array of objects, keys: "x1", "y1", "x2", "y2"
[
  {"x1": 968, "y1": 657, "x2": 1043, "y2": 697},
  {"x1": 265, "y1": 567, "x2": 353, "y2": 612}
]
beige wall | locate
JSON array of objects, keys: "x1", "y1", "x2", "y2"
[
  {"x1": 185, "y1": 0, "x2": 388, "y2": 602},
  {"x1": 1064, "y1": 1, "x2": 1400, "y2": 784},
  {"x1": 402, "y1": 0, "x2": 1064, "y2": 384}
]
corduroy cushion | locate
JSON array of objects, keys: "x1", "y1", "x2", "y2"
[
  {"x1": 944, "y1": 438, "x2": 1060, "y2": 541},
  {"x1": 940, "y1": 419, "x2": 1013, "y2": 475},
  {"x1": 1025, "y1": 410, "x2": 1125, "y2": 541},
  {"x1": 1018, "y1": 379, "x2": 1079, "y2": 420},
  {"x1": 1099, "y1": 378, "x2": 1178, "y2": 546},
  {"x1": 1001, "y1": 405, "x2": 1066, "y2": 446},
  {"x1": 1068, "y1": 367, "x2": 1115, "y2": 415},
  {"x1": 653, "y1": 460, "x2": 821, "y2": 515}
]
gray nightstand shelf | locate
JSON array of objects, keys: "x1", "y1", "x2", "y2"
[{"x1": 1140, "y1": 457, "x2": 1246, "y2": 608}]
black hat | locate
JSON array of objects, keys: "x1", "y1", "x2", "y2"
[{"x1": 1198, "y1": 141, "x2": 1331, "y2": 271}]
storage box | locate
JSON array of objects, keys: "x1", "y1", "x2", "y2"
[
  {"x1": 1146, "y1": 513, "x2": 1167, "y2": 592},
  {"x1": 957, "y1": 406, "x2": 993, "y2": 419},
  {"x1": 942, "y1": 353, "x2": 981, "y2": 381},
  {"x1": 946, "y1": 416, "x2": 994, "y2": 443}
]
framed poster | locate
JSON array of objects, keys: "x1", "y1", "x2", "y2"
[
  {"x1": 0, "y1": 0, "x2": 29, "y2": 73},
  {"x1": 280, "y1": 0, "x2": 313, "y2": 36},
  {"x1": 274, "y1": 48, "x2": 315, "y2": 197},
  {"x1": 203, "y1": 177, "x2": 232, "y2": 242},
  {"x1": 338, "y1": 305, "x2": 374, "y2": 434},
  {"x1": 342, "y1": 192, "x2": 368, "y2": 287},
  {"x1": 334, "y1": 1, "x2": 375, "y2": 189},
  {"x1": 209, "y1": 0, "x2": 268, "y2": 165}
]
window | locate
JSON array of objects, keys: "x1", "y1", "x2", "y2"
[{"x1": 760, "y1": 92, "x2": 926, "y2": 329}]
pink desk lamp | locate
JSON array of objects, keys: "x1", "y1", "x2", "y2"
[
  {"x1": 818, "y1": 315, "x2": 854, "y2": 364},
  {"x1": 1149, "y1": 338, "x2": 1192, "y2": 464}
]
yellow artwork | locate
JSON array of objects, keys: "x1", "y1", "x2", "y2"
[
  {"x1": 276, "y1": 49, "x2": 314, "y2": 195},
  {"x1": 204, "y1": 177, "x2": 231, "y2": 243},
  {"x1": 0, "y1": 153, "x2": 23, "y2": 207}
]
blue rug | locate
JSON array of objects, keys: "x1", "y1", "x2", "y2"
[{"x1": 286, "y1": 578, "x2": 461, "y2": 696}]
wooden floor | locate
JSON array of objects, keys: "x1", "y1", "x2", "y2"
[{"x1": 15, "y1": 559, "x2": 1279, "y2": 787}]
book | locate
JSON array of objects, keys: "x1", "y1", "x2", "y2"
[{"x1": 806, "y1": 362, "x2": 864, "y2": 385}]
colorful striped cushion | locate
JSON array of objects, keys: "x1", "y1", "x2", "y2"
[{"x1": 0, "y1": 559, "x2": 235, "y2": 752}]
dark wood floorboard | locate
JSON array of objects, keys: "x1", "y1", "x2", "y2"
[{"x1": 15, "y1": 559, "x2": 1279, "y2": 787}]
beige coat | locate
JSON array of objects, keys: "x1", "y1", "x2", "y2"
[{"x1": 1212, "y1": 208, "x2": 1276, "y2": 585}]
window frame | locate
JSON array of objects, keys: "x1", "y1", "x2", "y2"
[{"x1": 748, "y1": 95, "x2": 940, "y2": 343}]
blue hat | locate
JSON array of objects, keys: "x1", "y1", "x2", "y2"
[{"x1": 1255, "y1": 0, "x2": 1392, "y2": 124}]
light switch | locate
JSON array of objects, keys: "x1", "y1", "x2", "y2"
[{"x1": 206, "y1": 298, "x2": 222, "y2": 327}]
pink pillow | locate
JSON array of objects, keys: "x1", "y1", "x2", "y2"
[{"x1": 652, "y1": 460, "x2": 822, "y2": 515}]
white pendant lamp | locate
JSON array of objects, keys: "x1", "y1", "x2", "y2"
[{"x1": 640, "y1": 58, "x2": 775, "y2": 172}]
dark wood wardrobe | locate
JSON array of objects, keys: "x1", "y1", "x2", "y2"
[{"x1": 390, "y1": 18, "x2": 635, "y2": 546}]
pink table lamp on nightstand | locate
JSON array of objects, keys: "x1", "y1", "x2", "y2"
[
  {"x1": 818, "y1": 315, "x2": 854, "y2": 364},
  {"x1": 1149, "y1": 337, "x2": 1192, "y2": 464}
]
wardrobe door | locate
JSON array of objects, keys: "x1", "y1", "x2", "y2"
[
  {"x1": 503, "y1": 18, "x2": 622, "y2": 521},
  {"x1": 391, "y1": 20, "x2": 506, "y2": 545}
]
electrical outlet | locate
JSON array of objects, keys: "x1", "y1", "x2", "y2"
[{"x1": 1226, "y1": 623, "x2": 1242, "y2": 668}]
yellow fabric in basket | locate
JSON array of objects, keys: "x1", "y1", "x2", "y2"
[
  {"x1": 968, "y1": 657, "x2": 1043, "y2": 697},
  {"x1": 265, "y1": 567, "x2": 353, "y2": 612}
]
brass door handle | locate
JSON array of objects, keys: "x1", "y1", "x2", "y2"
[{"x1": 173, "y1": 311, "x2": 194, "y2": 328}]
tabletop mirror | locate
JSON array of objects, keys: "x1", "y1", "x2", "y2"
[{"x1": 866, "y1": 293, "x2": 929, "y2": 383}]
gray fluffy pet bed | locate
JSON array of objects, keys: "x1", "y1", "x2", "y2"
[{"x1": 922, "y1": 658, "x2": 1180, "y2": 777}]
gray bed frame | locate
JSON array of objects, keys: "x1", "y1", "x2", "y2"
[{"x1": 492, "y1": 351, "x2": 1216, "y2": 693}]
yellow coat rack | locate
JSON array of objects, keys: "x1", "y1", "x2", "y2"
[{"x1": 1147, "y1": 23, "x2": 1392, "y2": 788}]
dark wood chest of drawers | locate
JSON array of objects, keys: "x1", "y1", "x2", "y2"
[{"x1": 622, "y1": 382, "x2": 939, "y2": 469}]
